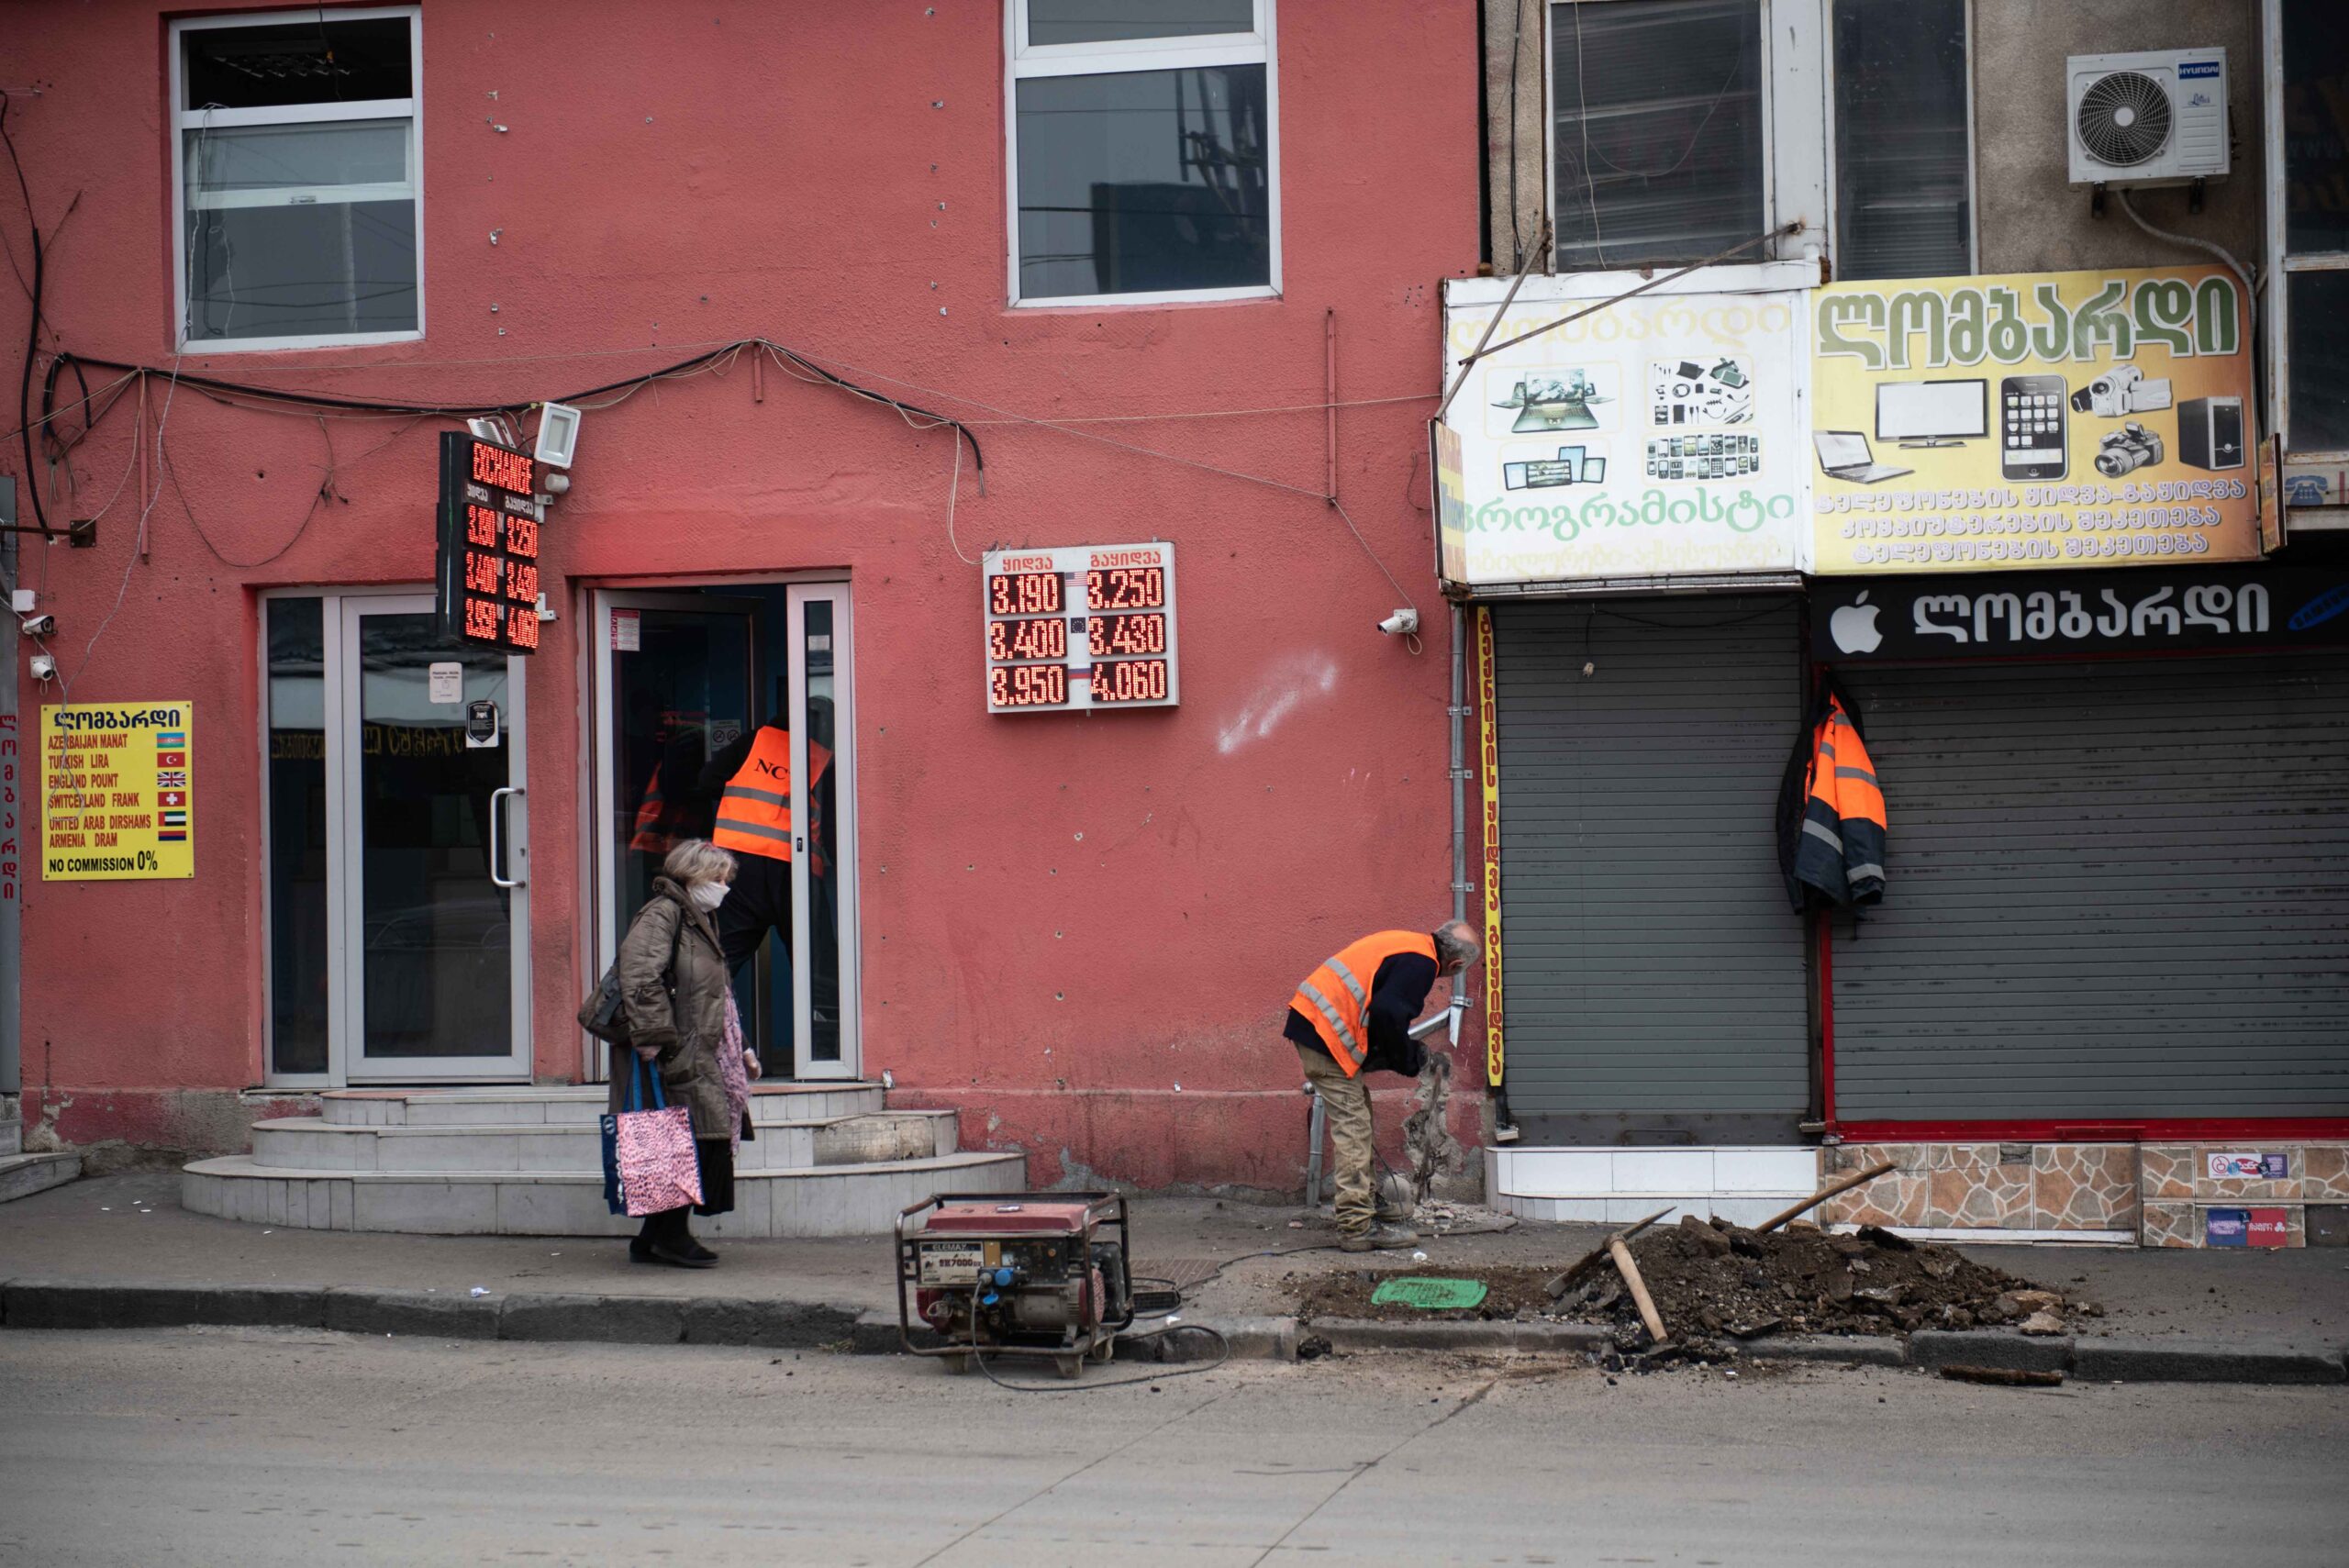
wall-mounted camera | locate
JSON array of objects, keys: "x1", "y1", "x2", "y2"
[
  {"x1": 19, "y1": 613, "x2": 55, "y2": 637},
  {"x1": 1376, "y1": 608, "x2": 1420, "y2": 637},
  {"x1": 28, "y1": 651, "x2": 56, "y2": 681},
  {"x1": 2094, "y1": 421, "x2": 2165, "y2": 477},
  {"x1": 2070, "y1": 364, "x2": 2172, "y2": 419}
]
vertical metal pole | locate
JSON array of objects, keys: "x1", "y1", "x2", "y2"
[
  {"x1": 1303, "y1": 1084, "x2": 1325, "y2": 1206},
  {"x1": 0, "y1": 477, "x2": 19, "y2": 1093},
  {"x1": 1450, "y1": 603, "x2": 1468, "y2": 929},
  {"x1": 1323, "y1": 308, "x2": 1339, "y2": 501}
]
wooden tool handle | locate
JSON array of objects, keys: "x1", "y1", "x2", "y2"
[
  {"x1": 1755, "y1": 1159, "x2": 1899, "y2": 1234},
  {"x1": 1608, "y1": 1237, "x2": 1667, "y2": 1345}
]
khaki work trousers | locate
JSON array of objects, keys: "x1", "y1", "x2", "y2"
[{"x1": 1297, "y1": 1043, "x2": 1376, "y2": 1235}]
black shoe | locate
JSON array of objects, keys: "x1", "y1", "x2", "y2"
[
  {"x1": 647, "y1": 1239, "x2": 718, "y2": 1269},
  {"x1": 679, "y1": 1235, "x2": 718, "y2": 1264},
  {"x1": 629, "y1": 1234, "x2": 655, "y2": 1262}
]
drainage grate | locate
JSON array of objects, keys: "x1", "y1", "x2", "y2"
[{"x1": 1370, "y1": 1276, "x2": 1489, "y2": 1311}]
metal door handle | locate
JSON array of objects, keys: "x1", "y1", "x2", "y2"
[{"x1": 490, "y1": 785, "x2": 526, "y2": 888}]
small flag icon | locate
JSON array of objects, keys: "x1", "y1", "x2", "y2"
[
  {"x1": 156, "y1": 751, "x2": 186, "y2": 768},
  {"x1": 157, "y1": 770, "x2": 188, "y2": 789},
  {"x1": 160, "y1": 790, "x2": 186, "y2": 807},
  {"x1": 156, "y1": 731, "x2": 185, "y2": 748},
  {"x1": 161, "y1": 810, "x2": 188, "y2": 828},
  {"x1": 158, "y1": 830, "x2": 187, "y2": 842}
]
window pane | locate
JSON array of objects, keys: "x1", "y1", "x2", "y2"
[
  {"x1": 1029, "y1": 1, "x2": 1252, "y2": 47},
  {"x1": 185, "y1": 192, "x2": 417, "y2": 342},
  {"x1": 2282, "y1": 0, "x2": 2349, "y2": 254},
  {"x1": 2289, "y1": 271, "x2": 2349, "y2": 453},
  {"x1": 268, "y1": 598, "x2": 328, "y2": 1076},
  {"x1": 186, "y1": 120, "x2": 410, "y2": 201},
  {"x1": 1831, "y1": 0, "x2": 1968, "y2": 280},
  {"x1": 1017, "y1": 65, "x2": 1271, "y2": 299},
  {"x1": 1551, "y1": 0, "x2": 1765, "y2": 272},
  {"x1": 183, "y1": 17, "x2": 412, "y2": 111}
]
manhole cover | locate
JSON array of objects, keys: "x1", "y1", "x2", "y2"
[{"x1": 1370, "y1": 1276, "x2": 1488, "y2": 1311}]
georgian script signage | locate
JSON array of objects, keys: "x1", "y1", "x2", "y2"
[{"x1": 1811, "y1": 566, "x2": 2349, "y2": 662}]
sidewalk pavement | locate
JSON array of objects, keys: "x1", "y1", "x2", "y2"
[{"x1": 4, "y1": 1172, "x2": 2344, "y2": 1384}]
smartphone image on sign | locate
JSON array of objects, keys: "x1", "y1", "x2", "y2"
[{"x1": 2001, "y1": 374, "x2": 2067, "y2": 481}]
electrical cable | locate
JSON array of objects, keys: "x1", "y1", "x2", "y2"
[
  {"x1": 3, "y1": 87, "x2": 54, "y2": 538},
  {"x1": 964, "y1": 1304, "x2": 1231, "y2": 1395},
  {"x1": 2116, "y1": 189, "x2": 2258, "y2": 311}
]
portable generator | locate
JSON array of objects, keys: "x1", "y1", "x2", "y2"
[{"x1": 896, "y1": 1192, "x2": 1133, "y2": 1378}]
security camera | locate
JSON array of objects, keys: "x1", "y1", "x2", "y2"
[
  {"x1": 1376, "y1": 608, "x2": 1420, "y2": 637},
  {"x1": 28, "y1": 652, "x2": 56, "y2": 681},
  {"x1": 19, "y1": 613, "x2": 54, "y2": 637}
]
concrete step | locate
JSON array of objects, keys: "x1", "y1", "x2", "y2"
[
  {"x1": 0, "y1": 1151, "x2": 83, "y2": 1205},
  {"x1": 319, "y1": 1082, "x2": 885, "y2": 1128},
  {"x1": 180, "y1": 1149, "x2": 1027, "y2": 1238},
  {"x1": 0, "y1": 1117, "x2": 20, "y2": 1157},
  {"x1": 248, "y1": 1110, "x2": 958, "y2": 1174},
  {"x1": 1487, "y1": 1145, "x2": 1821, "y2": 1229}
]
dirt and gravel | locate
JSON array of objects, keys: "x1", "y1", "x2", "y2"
[{"x1": 1290, "y1": 1214, "x2": 2099, "y2": 1346}]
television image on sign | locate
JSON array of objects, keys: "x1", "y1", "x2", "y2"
[{"x1": 1876, "y1": 379, "x2": 1987, "y2": 448}]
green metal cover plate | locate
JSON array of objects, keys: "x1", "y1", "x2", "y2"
[{"x1": 1369, "y1": 1276, "x2": 1488, "y2": 1311}]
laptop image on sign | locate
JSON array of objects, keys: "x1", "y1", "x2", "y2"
[{"x1": 1813, "y1": 429, "x2": 1911, "y2": 484}]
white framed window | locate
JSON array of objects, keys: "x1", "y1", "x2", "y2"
[
  {"x1": 1544, "y1": 0, "x2": 1972, "y2": 282},
  {"x1": 170, "y1": 7, "x2": 423, "y2": 352},
  {"x1": 2266, "y1": 0, "x2": 2349, "y2": 473},
  {"x1": 1006, "y1": 0, "x2": 1280, "y2": 306}
]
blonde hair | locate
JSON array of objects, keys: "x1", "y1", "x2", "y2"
[{"x1": 662, "y1": 839, "x2": 738, "y2": 887}]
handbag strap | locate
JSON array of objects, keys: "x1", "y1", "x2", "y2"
[{"x1": 626, "y1": 1053, "x2": 669, "y2": 1113}]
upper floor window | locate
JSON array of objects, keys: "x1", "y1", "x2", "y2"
[
  {"x1": 1008, "y1": 1, "x2": 1278, "y2": 306},
  {"x1": 171, "y1": 8, "x2": 422, "y2": 350},
  {"x1": 2271, "y1": 0, "x2": 2349, "y2": 459},
  {"x1": 1547, "y1": 0, "x2": 1970, "y2": 281}
]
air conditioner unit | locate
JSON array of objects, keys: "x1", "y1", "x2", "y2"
[{"x1": 2066, "y1": 48, "x2": 2229, "y2": 188}]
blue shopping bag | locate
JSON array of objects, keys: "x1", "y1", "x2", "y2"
[{"x1": 601, "y1": 1057, "x2": 701, "y2": 1216}]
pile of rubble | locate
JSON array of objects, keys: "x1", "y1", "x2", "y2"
[{"x1": 1559, "y1": 1215, "x2": 2098, "y2": 1340}]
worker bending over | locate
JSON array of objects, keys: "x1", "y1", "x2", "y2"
[{"x1": 1287, "y1": 921, "x2": 1482, "y2": 1251}]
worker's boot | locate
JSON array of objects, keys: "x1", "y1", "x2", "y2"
[{"x1": 1340, "y1": 1220, "x2": 1419, "y2": 1253}]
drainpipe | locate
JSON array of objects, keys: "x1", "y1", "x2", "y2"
[{"x1": 1451, "y1": 600, "x2": 1514, "y2": 1141}]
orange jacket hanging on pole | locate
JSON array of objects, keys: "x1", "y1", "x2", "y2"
[{"x1": 1788, "y1": 695, "x2": 1887, "y2": 907}]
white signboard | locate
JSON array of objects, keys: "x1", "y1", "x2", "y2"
[
  {"x1": 1439, "y1": 266, "x2": 1813, "y2": 588},
  {"x1": 980, "y1": 541, "x2": 1179, "y2": 714}
]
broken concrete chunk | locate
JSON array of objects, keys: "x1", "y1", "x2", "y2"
[
  {"x1": 2017, "y1": 1311, "x2": 2065, "y2": 1336},
  {"x1": 2009, "y1": 1289, "x2": 2065, "y2": 1311}
]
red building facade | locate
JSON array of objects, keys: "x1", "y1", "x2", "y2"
[{"x1": 1, "y1": 2, "x2": 1484, "y2": 1187}]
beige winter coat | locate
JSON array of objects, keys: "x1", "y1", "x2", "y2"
[{"x1": 607, "y1": 877, "x2": 739, "y2": 1140}]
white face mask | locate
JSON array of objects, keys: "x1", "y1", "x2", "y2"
[{"x1": 688, "y1": 881, "x2": 729, "y2": 913}]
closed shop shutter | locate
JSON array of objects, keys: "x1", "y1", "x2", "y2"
[
  {"x1": 1836, "y1": 652, "x2": 2349, "y2": 1122},
  {"x1": 1494, "y1": 596, "x2": 1809, "y2": 1143}
]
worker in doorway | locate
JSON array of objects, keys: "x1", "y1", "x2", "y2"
[
  {"x1": 700, "y1": 683, "x2": 833, "y2": 977},
  {"x1": 1287, "y1": 921, "x2": 1482, "y2": 1251}
]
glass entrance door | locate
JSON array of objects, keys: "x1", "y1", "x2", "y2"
[
  {"x1": 343, "y1": 595, "x2": 530, "y2": 1081},
  {"x1": 592, "y1": 585, "x2": 857, "y2": 1081}
]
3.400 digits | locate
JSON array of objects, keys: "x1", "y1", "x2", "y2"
[{"x1": 988, "y1": 617, "x2": 1069, "y2": 662}]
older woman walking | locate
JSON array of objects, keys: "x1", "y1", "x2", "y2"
[{"x1": 612, "y1": 839, "x2": 760, "y2": 1268}]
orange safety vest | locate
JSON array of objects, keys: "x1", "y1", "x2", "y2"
[
  {"x1": 1290, "y1": 929, "x2": 1438, "y2": 1078},
  {"x1": 629, "y1": 774, "x2": 673, "y2": 854},
  {"x1": 711, "y1": 727, "x2": 832, "y2": 863}
]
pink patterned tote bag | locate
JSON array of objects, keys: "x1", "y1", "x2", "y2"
[{"x1": 602, "y1": 1057, "x2": 704, "y2": 1217}]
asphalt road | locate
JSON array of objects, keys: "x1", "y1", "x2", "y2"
[{"x1": 3, "y1": 1329, "x2": 2343, "y2": 1566}]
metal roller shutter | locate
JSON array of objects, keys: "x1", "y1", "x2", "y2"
[
  {"x1": 1494, "y1": 596, "x2": 1810, "y2": 1143},
  {"x1": 1835, "y1": 653, "x2": 2349, "y2": 1122}
]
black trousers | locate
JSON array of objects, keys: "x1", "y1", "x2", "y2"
[
  {"x1": 716, "y1": 851, "x2": 791, "y2": 973},
  {"x1": 640, "y1": 1137, "x2": 736, "y2": 1235}
]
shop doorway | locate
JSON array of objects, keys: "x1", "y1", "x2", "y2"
[
  {"x1": 591, "y1": 584, "x2": 858, "y2": 1082},
  {"x1": 262, "y1": 589, "x2": 533, "y2": 1086}
]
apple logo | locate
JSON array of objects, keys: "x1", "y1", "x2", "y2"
[{"x1": 1830, "y1": 592, "x2": 1883, "y2": 655}]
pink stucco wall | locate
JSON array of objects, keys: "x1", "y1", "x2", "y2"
[{"x1": 2, "y1": 1, "x2": 1484, "y2": 1184}]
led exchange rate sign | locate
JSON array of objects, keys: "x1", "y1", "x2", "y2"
[
  {"x1": 981, "y1": 542, "x2": 1179, "y2": 714},
  {"x1": 436, "y1": 432, "x2": 545, "y2": 653}
]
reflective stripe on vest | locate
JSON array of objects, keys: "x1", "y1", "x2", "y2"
[
  {"x1": 1290, "y1": 930, "x2": 1438, "y2": 1078},
  {"x1": 713, "y1": 728, "x2": 796, "y2": 862},
  {"x1": 629, "y1": 776, "x2": 671, "y2": 854}
]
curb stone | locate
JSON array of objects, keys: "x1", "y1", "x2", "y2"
[
  {"x1": 1737, "y1": 1335, "x2": 1907, "y2": 1368},
  {"x1": 1, "y1": 1278, "x2": 2342, "y2": 1385},
  {"x1": 2070, "y1": 1338, "x2": 2346, "y2": 1385}
]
